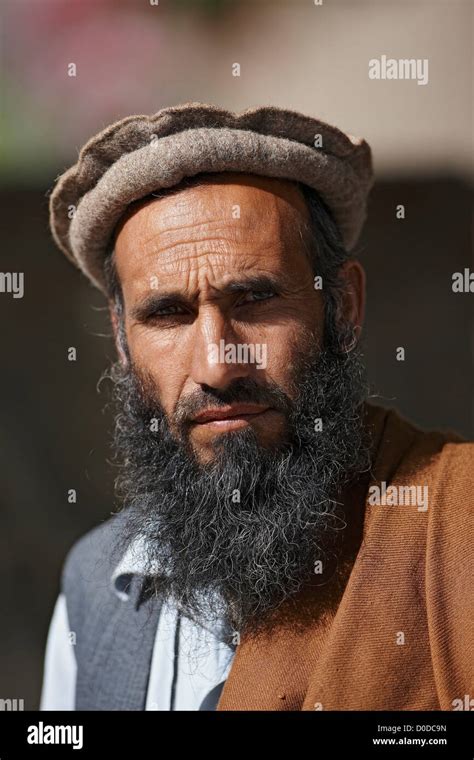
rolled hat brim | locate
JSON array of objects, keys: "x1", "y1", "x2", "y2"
[{"x1": 49, "y1": 102, "x2": 374, "y2": 293}]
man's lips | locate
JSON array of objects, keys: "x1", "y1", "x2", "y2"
[{"x1": 191, "y1": 404, "x2": 271, "y2": 425}]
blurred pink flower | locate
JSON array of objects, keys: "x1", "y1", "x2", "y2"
[{"x1": 4, "y1": 0, "x2": 171, "y2": 154}]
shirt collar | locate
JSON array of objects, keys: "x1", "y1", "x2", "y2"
[
  {"x1": 111, "y1": 535, "x2": 154, "y2": 601},
  {"x1": 111, "y1": 537, "x2": 236, "y2": 647}
]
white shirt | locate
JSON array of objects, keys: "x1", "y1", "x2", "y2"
[{"x1": 40, "y1": 538, "x2": 236, "y2": 710}]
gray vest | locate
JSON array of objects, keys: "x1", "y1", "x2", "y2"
[{"x1": 62, "y1": 511, "x2": 164, "y2": 710}]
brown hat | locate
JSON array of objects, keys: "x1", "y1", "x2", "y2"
[{"x1": 49, "y1": 102, "x2": 374, "y2": 293}]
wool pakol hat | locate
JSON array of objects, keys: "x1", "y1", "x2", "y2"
[{"x1": 49, "y1": 102, "x2": 374, "y2": 293}]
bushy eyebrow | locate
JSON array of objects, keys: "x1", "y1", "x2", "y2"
[{"x1": 129, "y1": 274, "x2": 286, "y2": 321}]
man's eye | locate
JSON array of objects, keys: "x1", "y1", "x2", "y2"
[
  {"x1": 150, "y1": 305, "x2": 186, "y2": 318},
  {"x1": 238, "y1": 290, "x2": 276, "y2": 305}
]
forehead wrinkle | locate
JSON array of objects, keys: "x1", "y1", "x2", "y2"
[
  {"x1": 147, "y1": 213, "x2": 244, "y2": 236},
  {"x1": 153, "y1": 181, "x2": 281, "y2": 221},
  {"x1": 145, "y1": 192, "x2": 233, "y2": 229},
  {"x1": 139, "y1": 214, "x2": 279, "y2": 251},
  {"x1": 115, "y1": 181, "x2": 311, "y2": 297},
  {"x1": 142, "y1": 236, "x2": 238, "y2": 260},
  {"x1": 134, "y1": 263, "x2": 297, "y2": 307},
  {"x1": 163, "y1": 238, "x2": 281, "y2": 262},
  {"x1": 130, "y1": 183, "x2": 303, "y2": 246},
  {"x1": 132, "y1": 236, "x2": 287, "y2": 278}
]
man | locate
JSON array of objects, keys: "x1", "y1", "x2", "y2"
[{"x1": 41, "y1": 102, "x2": 473, "y2": 711}]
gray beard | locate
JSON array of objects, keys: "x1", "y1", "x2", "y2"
[{"x1": 105, "y1": 333, "x2": 371, "y2": 638}]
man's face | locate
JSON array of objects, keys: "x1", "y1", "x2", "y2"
[
  {"x1": 109, "y1": 173, "x2": 368, "y2": 632},
  {"x1": 113, "y1": 173, "x2": 324, "y2": 463}
]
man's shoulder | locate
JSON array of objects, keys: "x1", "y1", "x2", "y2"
[
  {"x1": 61, "y1": 509, "x2": 130, "y2": 599},
  {"x1": 367, "y1": 402, "x2": 473, "y2": 486},
  {"x1": 399, "y1": 410, "x2": 472, "y2": 490}
]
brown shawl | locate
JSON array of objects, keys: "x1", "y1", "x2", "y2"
[{"x1": 217, "y1": 403, "x2": 474, "y2": 710}]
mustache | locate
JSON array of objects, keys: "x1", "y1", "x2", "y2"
[
  {"x1": 132, "y1": 370, "x2": 298, "y2": 441},
  {"x1": 173, "y1": 377, "x2": 293, "y2": 431}
]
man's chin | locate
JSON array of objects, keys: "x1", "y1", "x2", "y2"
[
  {"x1": 187, "y1": 427, "x2": 258, "y2": 467},
  {"x1": 186, "y1": 412, "x2": 290, "y2": 464}
]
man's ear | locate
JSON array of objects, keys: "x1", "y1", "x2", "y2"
[
  {"x1": 108, "y1": 302, "x2": 129, "y2": 367},
  {"x1": 338, "y1": 259, "x2": 366, "y2": 341}
]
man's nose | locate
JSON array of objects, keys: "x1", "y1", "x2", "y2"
[{"x1": 189, "y1": 306, "x2": 254, "y2": 389}]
